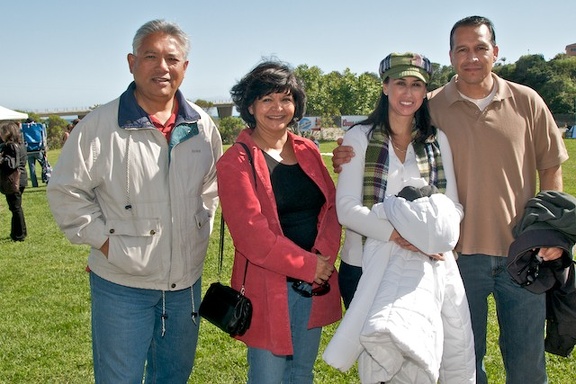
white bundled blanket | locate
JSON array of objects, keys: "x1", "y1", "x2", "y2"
[{"x1": 323, "y1": 193, "x2": 475, "y2": 383}]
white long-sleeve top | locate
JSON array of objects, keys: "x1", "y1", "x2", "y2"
[
  {"x1": 326, "y1": 125, "x2": 474, "y2": 383},
  {"x1": 336, "y1": 125, "x2": 462, "y2": 267}
]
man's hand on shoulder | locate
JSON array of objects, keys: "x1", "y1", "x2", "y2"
[{"x1": 332, "y1": 137, "x2": 355, "y2": 173}]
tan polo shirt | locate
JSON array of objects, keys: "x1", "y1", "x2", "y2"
[{"x1": 428, "y1": 73, "x2": 568, "y2": 257}]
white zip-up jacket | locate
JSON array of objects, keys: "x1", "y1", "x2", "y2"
[
  {"x1": 47, "y1": 82, "x2": 222, "y2": 291},
  {"x1": 324, "y1": 194, "x2": 475, "y2": 383}
]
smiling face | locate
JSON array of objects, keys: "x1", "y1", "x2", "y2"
[
  {"x1": 127, "y1": 32, "x2": 188, "y2": 106},
  {"x1": 383, "y1": 77, "x2": 427, "y2": 118},
  {"x1": 449, "y1": 24, "x2": 498, "y2": 96},
  {"x1": 248, "y1": 92, "x2": 296, "y2": 134}
]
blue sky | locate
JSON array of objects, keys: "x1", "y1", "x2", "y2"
[{"x1": 2, "y1": 0, "x2": 574, "y2": 112}]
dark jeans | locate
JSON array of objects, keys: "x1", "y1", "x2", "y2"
[
  {"x1": 338, "y1": 261, "x2": 363, "y2": 309},
  {"x1": 5, "y1": 187, "x2": 27, "y2": 241},
  {"x1": 457, "y1": 254, "x2": 547, "y2": 384},
  {"x1": 27, "y1": 151, "x2": 49, "y2": 187}
]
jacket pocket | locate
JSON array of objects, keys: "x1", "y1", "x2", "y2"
[
  {"x1": 178, "y1": 207, "x2": 212, "y2": 274},
  {"x1": 194, "y1": 208, "x2": 211, "y2": 230},
  {"x1": 105, "y1": 217, "x2": 163, "y2": 276}
]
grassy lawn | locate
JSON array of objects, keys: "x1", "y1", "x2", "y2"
[{"x1": 0, "y1": 140, "x2": 575, "y2": 383}]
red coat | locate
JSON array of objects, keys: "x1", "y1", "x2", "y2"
[{"x1": 216, "y1": 128, "x2": 342, "y2": 355}]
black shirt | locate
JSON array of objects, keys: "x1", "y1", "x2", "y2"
[{"x1": 263, "y1": 151, "x2": 325, "y2": 251}]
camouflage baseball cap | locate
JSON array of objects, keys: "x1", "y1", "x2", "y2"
[{"x1": 379, "y1": 52, "x2": 433, "y2": 83}]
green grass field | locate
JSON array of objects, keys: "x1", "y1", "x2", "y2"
[{"x1": 0, "y1": 140, "x2": 575, "y2": 383}]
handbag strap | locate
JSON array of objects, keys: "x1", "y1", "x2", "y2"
[
  {"x1": 218, "y1": 141, "x2": 255, "y2": 293},
  {"x1": 236, "y1": 142, "x2": 257, "y2": 185}
]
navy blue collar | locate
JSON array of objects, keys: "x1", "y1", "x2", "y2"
[{"x1": 117, "y1": 82, "x2": 201, "y2": 129}]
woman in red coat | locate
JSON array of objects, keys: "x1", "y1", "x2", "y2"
[{"x1": 216, "y1": 61, "x2": 342, "y2": 383}]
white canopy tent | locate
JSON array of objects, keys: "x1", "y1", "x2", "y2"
[{"x1": 0, "y1": 105, "x2": 28, "y2": 121}]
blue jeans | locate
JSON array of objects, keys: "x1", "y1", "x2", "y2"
[
  {"x1": 90, "y1": 272, "x2": 201, "y2": 384},
  {"x1": 247, "y1": 282, "x2": 322, "y2": 384},
  {"x1": 27, "y1": 151, "x2": 46, "y2": 187},
  {"x1": 457, "y1": 254, "x2": 547, "y2": 384}
]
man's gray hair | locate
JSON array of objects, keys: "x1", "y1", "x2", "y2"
[{"x1": 132, "y1": 19, "x2": 190, "y2": 58}]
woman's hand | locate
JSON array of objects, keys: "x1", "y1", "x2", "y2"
[
  {"x1": 314, "y1": 254, "x2": 334, "y2": 284},
  {"x1": 389, "y1": 229, "x2": 418, "y2": 252},
  {"x1": 426, "y1": 253, "x2": 445, "y2": 261},
  {"x1": 389, "y1": 229, "x2": 445, "y2": 261}
]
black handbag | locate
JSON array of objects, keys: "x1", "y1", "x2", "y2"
[
  {"x1": 199, "y1": 142, "x2": 255, "y2": 337},
  {"x1": 199, "y1": 217, "x2": 252, "y2": 336},
  {"x1": 0, "y1": 144, "x2": 21, "y2": 195},
  {"x1": 0, "y1": 168, "x2": 20, "y2": 195}
]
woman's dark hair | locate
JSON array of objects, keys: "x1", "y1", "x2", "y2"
[
  {"x1": 230, "y1": 61, "x2": 306, "y2": 129},
  {"x1": 450, "y1": 15, "x2": 496, "y2": 51},
  {"x1": 352, "y1": 79, "x2": 435, "y2": 142},
  {"x1": 0, "y1": 122, "x2": 24, "y2": 144}
]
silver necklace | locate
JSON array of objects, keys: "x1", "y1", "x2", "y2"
[{"x1": 391, "y1": 140, "x2": 408, "y2": 153}]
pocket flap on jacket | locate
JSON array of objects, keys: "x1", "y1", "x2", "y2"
[
  {"x1": 194, "y1": 209, "x2": 211, "y2": 229},
  {"x1": 105, "y1": 218, "x2": 161, "y2": 237}
]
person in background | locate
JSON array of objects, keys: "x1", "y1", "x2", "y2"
[
  {"x1": 47, "y1": 19, "x2": 222, "y2": 383},
  {"x1": 332, "y1": 15, "x2": 568, "y2": 384},
  {"x1": 323, "y1": 53, "x2": 474, "y2": 383},
  {"x1": 21, "y1": 118, "x2": 49, "y2": 187},
  {"x1": 216, "y1": 60, "x2": 342, "y2": 384},
  {"x1": 62, "y1": 123, "x2": 73, "y2": 145},
  {"x1": 62, "y1": 118, "x2": 80, "y2": 146},
  {"x1": 0, "y1": 121, "x2": 28, "y2": 241}
]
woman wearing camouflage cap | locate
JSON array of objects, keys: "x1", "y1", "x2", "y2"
[{"x1": 323, "y1": 53, "x2": 475, "y2": 383}]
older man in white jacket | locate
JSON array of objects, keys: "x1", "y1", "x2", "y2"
[{"x1": 47, "y1": 20, "x2": 222, "y2": 384}]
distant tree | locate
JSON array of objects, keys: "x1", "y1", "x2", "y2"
[
  {"x1": 296, "y1": 67, "x2": 375, "y2": 119},
  {"x1": 218, "y1": 116, "x2": 245, "y2": 145},
  {"x1": 294, "y1": 65, "x2": 328, "y2": 116},
  {"x1": 333, "y1": 69, "x2": 358, "y2": 115},
  {"x1": 549, "y1": 54, "x2": 576, "y2": 78},
  {"x1": 322, "y1": 71, "x2": 346, "y2": 116},
  {"x1": 194, "y1": 99, "x2": 214, "y2": 111},
  {"x1": 495, "y1": 57, "x2": 507, "y2": 66},
  {"x1": 26, "y1": 112, "x2": 42, "y2": 122},
  {"x1": 548, "y1": 55, "x2": 576, "y2": 115},
  {"x1": 493, "y1": 61, "x2": 516, "y2": 81},
  {"x1": 429, "y1": 64, "x2": 454, "y2": 92},
  {"x1": 354, "y1": 72, "x2": 381, "y2": 115},
  {"x1": 44, "y1": 115, "x2": 69, "y2": 149},
  {"x1": 515, "y1": 54, "x2": 550, "y2": 90},
  {"x1": 541, "y1": 76, "x2": 576, "y2": 114},
  {"x1": 493, "y1": 54, "x2": 576, "y2": 115}
]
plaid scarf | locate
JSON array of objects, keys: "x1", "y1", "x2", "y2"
[{"x1": 363, "y1": 126, "x2": 446, "y2": 209}]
